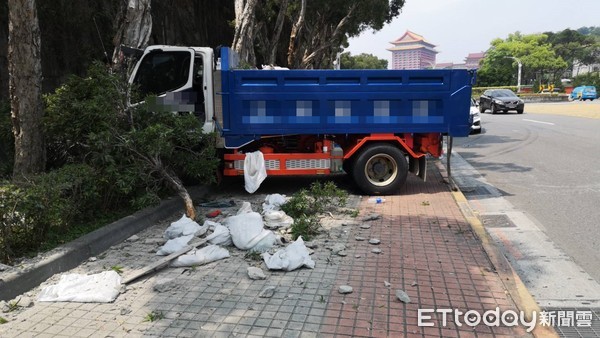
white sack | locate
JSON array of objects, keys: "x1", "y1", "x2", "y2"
[
  {"x1": 244, "y1": 151, "x2": 267, "y2": 194},
  {"x1": 156, "y1": 235, "x2": 194, "y2": 255},
  {"x1": 205, "y1": 224, "x2": 232, "y2": 246},
  {"x1": 225, "y1": 212, "x2": 276, "y2": 251},
  {"x1": 262, "y1": 194, "x2": 288, "y2": 213},
  {"x1": 237, "y1": 201, "x2": 254, "y2": 215},
  {"x1": 38, "y1": 271, "x2": 121, "y2": 303},
  {"x1": 164, "y1": 215, "x2": 206, "y2": 239},
  {"x1": 263, "y1": 210, "x2": 294, "y2": 229},
  {"x1": 262, "y1": 237, "x2": 315, "y2": 271},
  {"x1": 171, "y1": 245, "x2": 230, "y2": 267}
]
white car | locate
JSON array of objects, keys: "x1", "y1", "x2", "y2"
[{"x1": 470, "y1": 98, "x2": 481, "y2": 134}]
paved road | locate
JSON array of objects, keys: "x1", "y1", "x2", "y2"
[{"x1": 454, "y1": 100, "x2": 600, "y2": 284}]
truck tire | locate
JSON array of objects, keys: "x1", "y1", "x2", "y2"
[{"x1": 352, "y1": 143, "x2": 408, "y2": 195}]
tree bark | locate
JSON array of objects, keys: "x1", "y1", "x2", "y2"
[
  {"x1": 287, "y1": 0, "x2": 306, "y2": 68},
  {"x1": 159, "y1": 163, "x2": 196, "y2": 220},
  {"x1": 8, "y1": 0, "x2": 45, "y2": 179},
  {"x1": 267, "y1": 0, "x2": 288, "y2": 65},
  {"x1": 112, "y1": 0, "x2": 152, "y2": 66},
  {"x1": 232, "y1": 0, "x2": 259, "y2": 66}
]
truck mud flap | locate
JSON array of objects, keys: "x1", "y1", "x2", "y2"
[{"x1": 408, "y1": 156, "x2": 427, "y2": 181}]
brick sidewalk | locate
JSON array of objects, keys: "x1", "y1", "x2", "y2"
[
  {"x1": 0, "y1": 164, "x2": 531, "y2": 337},
  {"x1": 321, "y1": 167, "x2": 529, "y2": 337}
]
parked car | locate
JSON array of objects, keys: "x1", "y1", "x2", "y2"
[
  {"x1": 479, "y1": 89, "x2": 524, "y2": 114},
  {"x1": 569, "y1": 86, "x2": 597, "y2": 101},
  {"x1": 470, "y1": 98, "x2": 481, "y2": 134}
]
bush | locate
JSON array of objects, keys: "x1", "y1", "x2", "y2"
[
  {"x1": 0, "y1": 164, "x2": 99, "y2": 263},
  {"x1": 44, "y1": 62, "x2": 219, "y2": 213},
  {"x1": 573, "y1": 72, "x2": 600, "y2": 88}
]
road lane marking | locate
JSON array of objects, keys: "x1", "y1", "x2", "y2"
[{"x1": 522, "y1": 119, "x2": 555, "y2": 126}]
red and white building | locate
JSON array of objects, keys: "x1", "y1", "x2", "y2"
[{"x1": 388, "y1": 31, "x2": 438, "y2": 70}]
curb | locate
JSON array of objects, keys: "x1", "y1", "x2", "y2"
[
  {"x1": 0, "y1": 186, "x2": 209, "y2": 302},
  {"x1": 435, "y1": 160, "x2": 558, "y2": 338}
]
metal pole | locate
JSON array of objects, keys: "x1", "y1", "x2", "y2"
[
  {"x1": 505, "y1": 56, "x2": 522, "y2": 92},
  {"x1": 517, "y1": 61, "x2": 522, "y2": 93}
]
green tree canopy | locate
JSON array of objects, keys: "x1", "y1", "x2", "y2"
[
  {"x1": 339, "y1": 52, "x2": 387, "y2": 69},
  {"x1": 545, "y1": 29, "x2": 599, "y2": 72},
  {"x1": 477, "y1": 32, "x2": 567, "y2": 87}
]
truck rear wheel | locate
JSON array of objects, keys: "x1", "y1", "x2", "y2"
[{"x1": 352, "y1": 143, "x2": 408, "y2": 195}]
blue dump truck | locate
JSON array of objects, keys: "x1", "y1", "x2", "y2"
[{"x1": 129, "y1": 46, "x2": 474, "y2": 194}]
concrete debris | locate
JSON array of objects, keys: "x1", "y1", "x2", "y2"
[
  {"x1": 362, "y1": 213, "x2": 381, "y2": 221},
  {"x1": 259, "y1": 286, "x2": 276, "y2": 298},
  {"x1": 0, "y1": 301, "x2": 8, "y2": 313},
  {"x1": 355, "y1": 255, "x2": 361, "y2": 258},
  {"x1": 338, "y1": 285, "x2": 353, "y2": 294},
  {"x1": 359, "y1": 224, "x2": 371, "y2": 229},
  {"x1": 337, "y1": 251, "x2": 348, "y2": 257},
  {"x1": 396, "y1": 289, "x2": 411, "y2": 303},
  {"x1": 120, "y1": 307, "x2": 132, "y2": 315},
  {"x1": 411, "y1": 281, "x2": 418, "y2": 287},
  {"x1": 88, "y1": 257, "x2": 97, "y2": 262},
  {"x1": 355, "y1": 237, "x2": 366, "y2": 241},
  {"x1": 329, "y1": 243, "x2": 346, "y2": 254},
  {"x1": 372, "y1": 248, "x2": 382, "y2": 254},
  {"x1": 153, "y1": 278, "x2": 179, "y2": 293},
  {"x1": 369, "y1": 239, "x2": 381, "y2": 245},
  {"x1": 126, "y1": 235, "x2": 139, "y2": 242},
  {"x1": 17, "y1": 296, "x2": 33, "y2": 308},
  {"x1": 247, "y1": 267, "x2": 267, "y2": 280},
  {"x1": 384, "y1": 281, "x2": 391, "y2": 287},
  {"x1": 0, "y1": 263, "x2": 8, "y2": 272},
  {"x1": 304, "y1": 241, "x2": 317, "y2": 249}
]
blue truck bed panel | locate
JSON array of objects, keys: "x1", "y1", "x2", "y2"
[{"x1": 219, "y1": 50, "x2": 473, "y2": 148}]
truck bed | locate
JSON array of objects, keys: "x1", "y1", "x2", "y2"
[{"x1": 218, "y1": 51, "x2": 473, "y2": 148}]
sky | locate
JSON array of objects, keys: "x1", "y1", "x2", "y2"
[{"x1": 346, "y1": 0, "x2": 600, "y2": 66}]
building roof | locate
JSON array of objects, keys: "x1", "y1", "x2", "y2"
[
  {"x1": 466, "y1": 52, "x2": 486, "y2": 60},
  {"x1": 435, "y1": 63, "x2": 454, "y2": 69},
  {"x1": 389, "y1": 30, "x2": 437, "y2": 49},
  {"x1": 386, "y1": 45, "x2": 437, "y2": 53}
]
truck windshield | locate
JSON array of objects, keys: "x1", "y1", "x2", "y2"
[{"x1": 132, "y1": 51, "x2": 191, "y2": 97}]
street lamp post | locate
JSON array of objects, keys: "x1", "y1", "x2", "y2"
[{"x1": 505, "y1": 56, "x2": 522, "y2": 92}]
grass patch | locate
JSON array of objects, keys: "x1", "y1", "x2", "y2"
[
  {"x1": 244, "y1": 250, "x2": 262, "y2": 261},
  {"x1": 143, "y1": 311, "x2": 164, "y2": 322},
  {"x1": 110, "y1": 265, "x2": 124, "y2": 274},
  {"x1": 0, "y1": 316, "x2": 7, "y2": 324}
]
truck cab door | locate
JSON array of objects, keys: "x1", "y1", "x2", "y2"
[{"x1": 129, "y1": 46, "x2": 215, "y2": 133}]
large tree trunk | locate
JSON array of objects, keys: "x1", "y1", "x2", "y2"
[
  {"x1": 8, "y1": 0, "x2": 45, "y2": 179},
  {"x1": 287, "y1": 0, "x2": 306, "y2": 68},
  {"x1": 232, "y1": 0, "x2": 259, "y2": 66},
  {"x1": 112, "y1": 0, "x2": 152, "y2": 66}
]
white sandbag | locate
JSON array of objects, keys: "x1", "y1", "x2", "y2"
[
  {"x1": 164, "y1": 214, "x2": 205, "y2": 239},
  {"x1": 171, "y1": 245, "x2": 230, "y2": 267},
  {"x1": 236, "y1": 201, "x2": 254, "y2": 215},
  {"x1": 205, "y1": 224, "x2": 233, "y2": 246},
  {"x1": 263, "y1": 237, "x2": 315, "y2": 271},
  {"x1": 203, "y1": 220, "x2": 221, "y2": 231},
  {"x1": 156, "y1": 235, "x2": 194, "y2": 255},
  {"x1": 244, "y1": 151, "x2": 267, "y2": 194},
  {"x1": 262, "y1": 194, "x2": 288, "y2": 213},
  {"x1": 225, "y1": 212, "x2": 276, "y2": 251},
  {"x1": 38, "y1": 271, "x2": 121, "y2": 303},
  {"x1": 263, "y1": 210, "x2": 294, "y2": 229}
]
